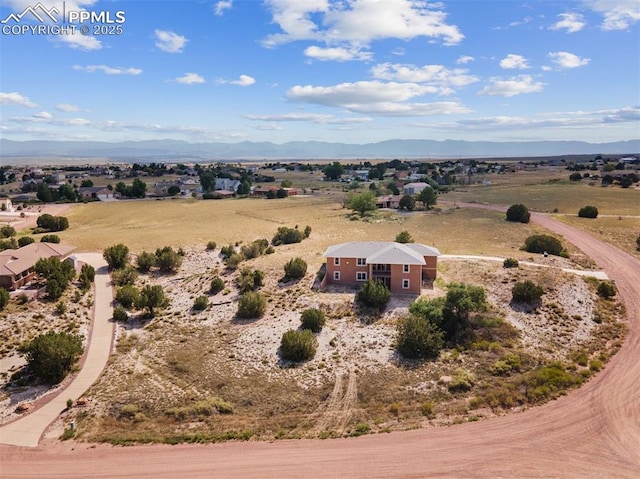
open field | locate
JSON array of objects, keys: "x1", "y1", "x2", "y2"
[
  {"x1": 446, "y1": 171, "x2": 640, "y2": 215},
  {"x1": 61, "y1": 196, "x2": 552, "y2": 258},
  {"x1": 557, "y1": 215, "x2": 640, "y2": 258}
]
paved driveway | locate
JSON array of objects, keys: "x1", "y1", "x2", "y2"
[{"x1": 0, "y1": 253, "x2": 114, "y2": 447}]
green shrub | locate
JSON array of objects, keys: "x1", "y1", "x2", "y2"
[
  {"x1": 503, "y1": 257, "x2": 519, "y2": 268},
  {"x1": 271, "y1": 226, "x2": 305, "y2": 246},
  {"x1": 136, "y1": 251, "x2": 157, "y2": 272},
  {"x1": 357, "y1": 279, "x2": 391, "y2": 311},
  {"x1": 421, "y1": 401, "x2": 435, "y2": 417},
  {"x1": 0, "y1": 225, "x2": 16, "y2": 238},
  {"x1": 155, "y1": 246, "x2": 182, "y2": 273},
  {"x1": 396, "y1": 314, "x2": 444, "y2": 359},
  {"x1": 506, "y1": 204, "x2": 530, "y2": 223},
  {"x1": 116, "y1": 285, "x2": 140, "y2": 309},
  {"x1": 301, "y1": 308, "x2": 325, "y2": 333},
  {"x1": 113, "y1": 306, "x2": 128, "y2": 322},
  {"x1": 220, "y1": 244, "x2": 235, "y2": 259},
  {"x1": 512, "y1": 280, "x2": 544, "y2": 303},
  {"x1": 283, "y1": 257, "x2": 307, "y2": 281},
  {"x1": 40, "y1": 234, "x2": 60, "y2": 243},
  {"x1": 206, "y1": 241, "x2": 217, "y2": 250},
  {"x1": 240, "y1": 239, "x2": 269, "y2": 259},
  {"x1": 112, "y1": 266, "x2": 138, "y2": 286},
  {"x1": 578, "y1": 205, "x2": 599, "y2": 218},
  {"x1": 210, "y1": 276, "x2": 225, "y2": 294},
  {"x1": 303, "y1": 225, "x2": 312, "y2": 238},
  {"x1": 523, "y1": 234, "x2": 564, "y2": 256},
  {"x1": 22, "y1": 331, "x2": 83, "y2": 384},
  {"x1": 18, "y1": 236, "x2": 35, "y2": 247},
  {"x1": 395, "y1": 230, "x2": 414, "y2": 243},
  {"x1": 193, "y1": 295, "x2": 209, "y2": 311},
  {"x1": 448, "y1": 369, "x2": 475, "y2": 392},
  {"x1": 280, "y1": 329, "x2": 317, "y2": 362},
  {"x1": 237, "y1": 268, "x2": 264, "y2": 292},
  {"x1": 225, "y1": 253, "x2": 243, "y2": 270},
  {"x1": 597, "y1": 281, "x2": 616, "y2": 299},
  {"x1": 103, "y1": 243, "x2": 129, "y2": 269},
  {"x1": 237, "y1": 292, "x2": 267, "y2": 319}
]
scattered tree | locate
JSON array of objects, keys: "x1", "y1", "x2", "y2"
[
  {"x1": 512, "y1": 280, "x2": 544, "y2": 303},
  {"x1": 395, "y1": 230, "x2": 414, "y2": 243},
  {"x1": 34, "y1": 257, "x2": 75, "y2": 301},
  {"x1": 103, "y1": 243, "x2": 130, "y2": 269},
  {"x1": 569, "y1": 172, "x2": 583, "y2": 181},
  {"x1": 22, "y1": 331, "x2": 83, "y2": 384},
  {"x1": 303, "y1": 225, "x2": 312, "y2": 239},
  {"x1": 346, "y1": 191, "x2": 377, "y2": 217},
  {"x1": 237, "y1": 268, "x2": 264, "y2": 293},
  {"x1": 111, "y1": 266, "x2": 138, "y2": 286},
  {"x1": 578, "y1": 205, "x2": 599, "y2": 218},
  {"x1": 506, "y1": 204, "x2": 530, "y2": 223},
  {"x1": 155, "y1": 246, "x2": 183, "y2": 273},
  {"x1": 323, "y1": 162, "x2": 345, "y2": 180},
  {"x1": 396, "y1": 314, "x2": 444, "y2": 360},
  {"x1": 237, "y1": 291, "x2": 267, "y2": 319},
  {"x1": 357, "y1": 279, "x2": 391, "y2": 311},
  {"x1": 271, "y1": 226, "x2": 305, "y2": 246},
  {"x1": 440, "y1": 283, "x2": 487, "y2": 340},
  {"x1": 78, "y1": 264, "x2": 95, "y2": 290},
  {"x1": 399, "y1": 194, "x2": 416, "y2": 211},
  {"x1": 523, "y1": 234, "x2": 565, "y2": 256},
  {"x1": 300, "y1": 308, "x2": 325, "y2": 333},
  {"x1": 18, "y1": 236, "x2": 35, "y2": 247},
  {"x1": 115, "y1": 285, "x2": 140, "y2": 309},
  {"x1": 136, "y1": 284, "x2": 169, "y2": 317},
  {"x1": 503, "y1": 258, "x2": 519, "y2": 268},
  {"x1": 36, "y1": 214, "x2": 69, "y2": 231},
  {"x1": 206, "y1": 241, "x2": 217, "y2": 251},
  {"x1": 136, "y1": 251, "x2": 157, "y2": 272},
  {"x1": 0, "y1": 225, "x2": 16, "y2": 238},
  {"x1": 280, "y1": 329, "x2": 317, "y2": 362},
  {"x1": 418, "y1": 186, "x2": 438, "y2": 210},
  {"x1": 283, "y1": 257, "x2": 307, "y2": 281}
]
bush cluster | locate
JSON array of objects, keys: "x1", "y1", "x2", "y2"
[
  {"x1": 210, "y1": 276, "x2": 225, "y2": 294},
  {"x1": 237, "y1": 292, "x2": 266, "y2": 319},
  {"x1": 271, "y1": 225, "x2": 310, "y2": 246},
  {"x1": 300, "y1": 308, "x2": 325, "y2": 333},
  {"x1": 193, "y1": 295, "x2": 209, "y2": 311},
  {"x1": 511, "y1": 280, "x2": 544, "y2": 303},
  {"x1": 21, "y1": 331, "x2": 83, "y2": 384},
  {"x1": 280, "y1": 329, "x2": 317, "y2": 362},
  {"x1": 522, "y1": 234, "x2": 565, "y2": 256},
  {"x1": 578, "y1": 205, "x2": 599, "y2": 218},
  {"x1": 237, "y1": 268, "x2": 264, "y2": 293},
  {"x1": 506, "y1": 204, "x2": 530, "y2": 223},
  {"x1": 36, "y1": 214, "x2": 69, "y2": 232},
  {"x1": 357, "y1": 279, "x2": 391, "y2": 311},
  {"x1": 283, "y1": 257, "x2": 307, "y2": 281},
  {"x1": 40, "y1": 234, "x2": 60, "y2": 243},
  {"x1": 503, "y1": 257, "x2": 519, "y2": 268},
  {"x1": 597, "y1": 281, "x2": 616, "y2": 299}
]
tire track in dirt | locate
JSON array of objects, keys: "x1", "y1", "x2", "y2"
[{"x1": 309, "y1": 366, "x2": 357, "y2": 437}]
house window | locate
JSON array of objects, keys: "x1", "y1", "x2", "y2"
[
  {"x1": 403, "y1": 264, "x2": 410, "y2": 273},
  {"x1": 333, "y1": 271, "x2": 341, "y2": 281},
  {"x1": 402, "y1": 279, "x2": 410, "y2": 289},
  {"x1": 334, "y1": 257, "x2": 340, "y2": 266},
  {"x1": 357, "y1": 258, "x2": 366, "y2": 266},
  {"x1": 356, "y1": 272, "x2": 367, "y2": 281}
]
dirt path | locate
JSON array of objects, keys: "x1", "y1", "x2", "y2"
[
  {"x1": 1, "y1": 209, "x2": 639, "y2": 478},
  {"x1": 310, "y1": 367, "x2": 358, "y2": 437}
]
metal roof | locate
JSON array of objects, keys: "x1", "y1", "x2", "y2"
[{"x1": 324, "y1": 241, "x2": 440, "y2": 265}]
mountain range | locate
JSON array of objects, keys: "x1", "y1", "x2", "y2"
[{"x1": 1, "y1": 138, "x2": 638, "y2": 161}]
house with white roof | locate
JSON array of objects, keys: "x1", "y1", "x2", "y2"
[{"x1": 323, "y1": 241, "x2": 440, "y2": 294}]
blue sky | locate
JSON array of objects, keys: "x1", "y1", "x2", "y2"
[{"x1": 0, "y1": 0, "x2": 638, "y2": 144}]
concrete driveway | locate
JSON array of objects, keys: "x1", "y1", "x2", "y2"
[{"x1": 0, "y1": 253, "x2": 114, "y2": 447}]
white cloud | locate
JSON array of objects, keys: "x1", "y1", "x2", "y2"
[
  {"x1": 251, "y1": 123, "x2": 284, "y2": 131},
  {"x1": 583, "y1": 0, "x2": 640, "y2": 30},
  {"x1": 244, "y1": 112, "x2": 372, "y2": 124},
  {"x1": 222, "y1": 75, "x2": 256, "y2": 86},
  {"x1": 263, "y1": 0, "x2": 464, "y2": 54},
  {"x1": 73, "y1": 65, "x2": 142, "y2": 75},
  {"x1": 287, "y1": 80, "x2": 471, "y2": 116},
  {"x1": 154, "y1": 29, "x2": 188, "y2": 53},
  {"x1": 371, "y1": 63, "x2": 479, "y2": 90},
  {"x1": 391, "y1": 47, "x2": 406, "y2": 56},
  {"x1": 33, "y1": 111, "x2": 52, "y2": 119},
  {"x1": 478, "y1": 75, "x2": 544, "y2": 97},
  {"x1": 304, "y1": 45, "x2": 372, "y2": 62},
  {"x1": 55, "y1": 103, "x2": 80, "y2": 112},
  {"x1": 456, "y1": 55, "x2": 475, "y2": 64},
  {"x1": 174, "y1": 73, "x2": 206, "y2": 84},
  {"x1": 550, "y1": 12, "x2": 586, "y2": 32},
  {"x1": 0, "y1": 91, "x2": 36, "y2": 108},
  {"x1": 548, "y1": 51, "x2": 591, "y2": 68},
  {"x1": 214, "y1": 0, "x2": 232, "y2": 16},
  {"x1": 499, "y1": 54, "x2": 530, "y2": 70}
]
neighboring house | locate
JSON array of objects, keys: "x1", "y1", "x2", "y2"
[
  {"x1": 154, "y1": 178, "x2": 202, "y2": 197},
  {"x1": 402, "y1": 182, "x2": 430, "y2": 196},
  {"x1": 0, "y1": 198, "x2": 14, "y2": 212},
  {"x1": 0, "y1": 242, "x2": 75, "y2": 290},
  {"x1": 78, "y1": 186, "x2": 114, "y2": 201},
  {"x1": 375, "y1": 195, "x2": 402, "y2": 209},
  {"x1": 323, "y1": 241, "x2": 440, "y2": 294},
  {"x1": 215, "y1": 178, "x2": 241, "y2": 192},
  {"x1": 353, "y1": 170, "x2": 370, "y2": 181}
]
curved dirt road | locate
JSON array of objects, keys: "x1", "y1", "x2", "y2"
[{"x1": 1, "y1": 212, "x2": 639, "y2": 478}]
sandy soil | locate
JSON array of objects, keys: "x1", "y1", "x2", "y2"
[{"x1": 1, "y1": 207, "x2": 638, "y2": 477}]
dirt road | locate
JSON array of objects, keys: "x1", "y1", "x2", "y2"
[{"x1": 1, "y1": 209, "x2": 638, "y2": 478}]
